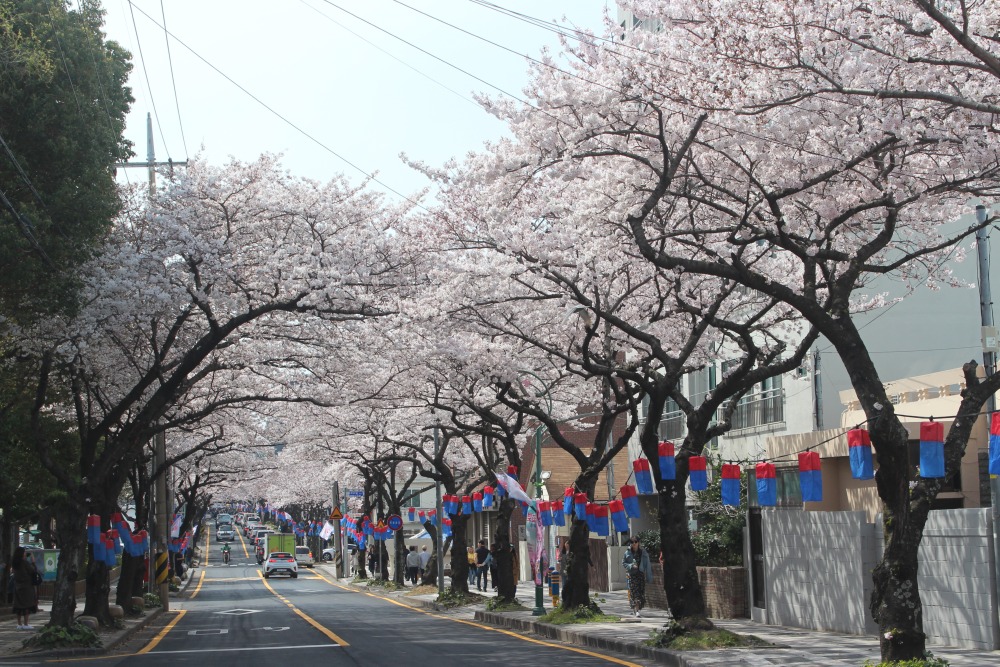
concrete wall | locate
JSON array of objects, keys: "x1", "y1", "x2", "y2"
[
  {"x1": 763, "y1": 509, "x2": 872, "y2": 634},
  {"x1": 911, "y1": 509, "x2": 998, "y2": 649},
  {"x1": 762, "y1": 508, "x2": 999, "y2": 649}
]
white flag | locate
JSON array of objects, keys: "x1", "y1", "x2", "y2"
[
  {"x1": 319, "y1": 521, "x2": 335, "y2": 541},
  {"x1": 495, "y1": 472, "x2": 534, "y2": 506}
]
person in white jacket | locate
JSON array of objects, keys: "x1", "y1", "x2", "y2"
[{"x1": 622, "y1": 537, "x2": 653, "y2": 617}]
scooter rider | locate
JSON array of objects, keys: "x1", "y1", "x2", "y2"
[{"x1": 221, "y1": 543, "x2": 231, "y2": 564}]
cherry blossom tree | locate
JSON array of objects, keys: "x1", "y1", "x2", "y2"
[
  {"x1": 5, "y1": 155, "x2": 411, "y2": 628},
  {"x1": 435, "y1": 0, "x2": 999, "y2": 658}
]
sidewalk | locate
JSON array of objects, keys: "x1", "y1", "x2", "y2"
[
  {"x1": 344, "y1": 573, "x2": 1000, "y2": 666},
  {"x1": 0, "y1": 567, "x2": 196, "y2": 659}
]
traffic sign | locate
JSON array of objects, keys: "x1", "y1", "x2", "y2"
[
  {"x1": 376, "y1": 519, "x2": 386, "y2": 530},
  {"x1": 348, "y1": 490, "x2": 364, "y2": 498},
  {"x1": 329, "y1": 507, "x2": 343, "y2": 521},
  {"x1": 386, "y1": 514, "x2": 403, "y2": 531}
]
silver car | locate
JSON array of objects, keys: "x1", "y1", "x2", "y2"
[
  {"x1": 294, "y1": 545, "x2": 315, "y2": 568},
  {"x1": 216, "y1": 524, "x2": 235, "y2": 541}
]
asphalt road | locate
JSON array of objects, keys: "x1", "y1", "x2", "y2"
[{"x1": 13, "y1": 529, "x2": 646, "y2": 667}]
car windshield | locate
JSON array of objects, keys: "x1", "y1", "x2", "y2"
[
  {"x1": 296, "y1": 546, "x2": 309, "y2": 554},
  {"x1": 269, "y1": 552, "x2": 291, "y2": 559}
]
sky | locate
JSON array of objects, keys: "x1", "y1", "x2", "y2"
[{"x1": 95, "y1": 0, "x2": 615, "y2": 201}]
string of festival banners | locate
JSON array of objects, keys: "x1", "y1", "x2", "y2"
[{"x1": 78, "y1": 411, "x2": 1000, "y2": 553}]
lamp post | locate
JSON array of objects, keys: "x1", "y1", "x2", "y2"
[
  {"x1": 532, "y1": 422, "x2": 547, "y2": 616},
  {"x1": 519, "y1": 370, "x2": 553, "y2": 617},
  {"x1": 433, "y1": 418, "x2": 445, "y2": 598}
]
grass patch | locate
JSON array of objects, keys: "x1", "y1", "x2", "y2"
[
  {"x1": 23, "y1": 623, "x2": 102, "y2": 650},
  {"x1": 436, "y1": 587, "x2": 478, "y2": 608},
  {"x1": 486, "y1": 596, "x2": 530, "y2": 612},
  {"x1": 404, "y1": 584, "x2": 438, "y2": 596},
  {"x1": 540, "y1": 604, "x2": 620, "y2": 625},
  {"x1": 645, "y1": 619, "x2": 771, "y2": 650},
  {"x1": 364, "y1": 578, "x2": 404, "y2": 591}
]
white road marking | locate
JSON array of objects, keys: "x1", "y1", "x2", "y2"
[{"x1": 131, "y1": 644, "x2": 341, "y2": 656}]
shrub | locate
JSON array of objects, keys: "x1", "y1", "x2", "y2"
[{"x1": 26, "y1": 623, "x2": 101, "y2": 650}]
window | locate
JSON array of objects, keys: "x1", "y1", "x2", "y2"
[
  {"x1": 400, "y1": 491, "x2": 422, "y2": 508},
  {"x1": 720, "y1": 369, "x2": 785, "y2": 430},
  {"x1": 749, "y1": 466, "x2": 802, "y2": 507}
]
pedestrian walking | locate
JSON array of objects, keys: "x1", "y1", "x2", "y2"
[
  {"x1": 11, "y1": 547, "x2": 39, "y2": 630},
  {"x1": 418, "y1": 546, "x2": 430, "y2": 578},
  {"x1": 622, "y1": 537, "x2": 652, "y2": 617},
  {"x1": 405, "y1": 546, "x2": 421, "y2": 585},
  {"x1": 466, "y1": 546, "x2": 477, "y2": 586},
  {"x1": 474, "y1": 540, "x2": 490, "y2": 591}
]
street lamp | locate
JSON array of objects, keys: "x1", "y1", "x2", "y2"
[
  {"x1": 519, "y1": 370, "x2": 553, "y2": 617},
  {"x1": 433, "y1": 415, "x2": 445, "y2": 598}
]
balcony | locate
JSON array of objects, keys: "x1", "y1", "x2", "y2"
[{"x1": 724, "y1": 388, "x2": 784, "y2": 431}]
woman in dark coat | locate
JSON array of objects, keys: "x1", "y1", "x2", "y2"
[{"x1": 11, "y1": 547, "x2": 38, "y2": 630}]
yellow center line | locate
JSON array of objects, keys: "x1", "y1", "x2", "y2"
[
  {"x1": 136, "y1": 609, "x2": 187, "y2": 655},
  {"x1": 189, "y1": 569, "x2": 206, "y2": 598},
  {"x1": 257, "y1": 571, "x2": 349, "y2": 646},
  {"x1": 308, "y1": 570, "x2": 640, "y2": 667}
]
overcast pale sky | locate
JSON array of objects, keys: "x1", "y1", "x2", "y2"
[{"x1": 97, "y1": 0, "x2": 613, "y2": 200}]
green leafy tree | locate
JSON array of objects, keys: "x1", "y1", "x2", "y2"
[
  {"x1": 0, "y1": 0, "x2": 133, "y2": 313},
  {"x1": 689, "y1": 464, "x2": 744, "y2": 568}
]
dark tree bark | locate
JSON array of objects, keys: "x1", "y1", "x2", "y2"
[
  {"x1": 560, "y1": 517, "x2": 592, "y2": 609},
  {"x1": 50, "y1": 501, "x2": 85, "y2": 628},
  {"x1": 492, "y1": 499, "x2": 517, "y2": 602},
  {"x1": 448, "y1": 512, "x2": 472, "y2": 595}
]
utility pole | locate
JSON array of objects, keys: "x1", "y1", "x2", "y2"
[
  {"x1": 114, "y1": 114, "x2": 187, "y2": 193},
  {"x1": 332, "y1": 481, "x2": 343, "y2": 578},
  {"x1": 115, "y1": 113, "x2": 186, "y2": 611},
  {"x1": 154, "y1": 432, "x2": 169, "y2": 611},
  {"x1": 975, "y1": 204, "x2": 1000, "y2": 609}
]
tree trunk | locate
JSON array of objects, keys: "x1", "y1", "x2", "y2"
[
  {"x1": 356, "y1": 548, "x2": 368, "y2": 579},
  {"x1": 420, "y1": 521, "x2": 440, "y2": 586},
  {"x1": 658, "y1": 481, "x2": 710, "y2": 626},
  {"x1": 869, "y1": 414, "x2": 927, "y2": 661},
  {"x1": 115, "y1": 552, "x2": 146, "y2": 616},
  {"x1": 449, "y1": 512, "x2": 471, "y2": 595},
  {"x1": 50, "y1": 501, "x2": 86, "y2": 628},
  {"x1": 560, "y1": 518, "x2": 592, "y2": 609},
  {"x1": 394, "y1": 536, "x2": 406, "y2": 585},
  {"x1": 492, "y1": 499, "x2": 517, "y2": 603}
]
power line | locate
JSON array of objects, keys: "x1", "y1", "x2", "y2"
[
  {"x1": 315, "y1": 0, "x2": 534, "y2": 109},
  {"x1": 125, "y1": 1, "x2": 427, "y2": 211},
  {"x1": 128, "y1": 0, "x2": 170, "y2": 159},
  {"x1": 298, "y1": 0, "x2": 479, "y2": 109},
  {"x1": 159, "y1": 0, "x2": 189, "y2": 158}
]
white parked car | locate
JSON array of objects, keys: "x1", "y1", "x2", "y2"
[
  {"x1": 294, "y1": 545, "x2": 315, "y2": 568},
  {"x1": 263, "y1": 552, "x2": 298, "y2": 578}
]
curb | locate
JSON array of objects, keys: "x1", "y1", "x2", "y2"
[
  {"x1": 10, "y1": 607, "x2": 166, "y2": 660},
  {"x1": 474, "y1": 610, "x2": 689, "y2": 666},
  {"x1": 344, "y1": 581, "x2": 689, "y2": 665}
]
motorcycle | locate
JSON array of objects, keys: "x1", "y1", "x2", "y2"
[{"x1": 222, "y1": 548, "x2": 230, "y2": 565}]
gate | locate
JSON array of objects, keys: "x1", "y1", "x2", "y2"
[{"x1": 588, "y1": 538, "x2": 609, "y2": 592}]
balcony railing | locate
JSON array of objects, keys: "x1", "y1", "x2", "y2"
[
  {"x1": 723, "y1": 388, "x2": 784, "y2": 430},
  {"x1": 658, "y1": 411, "x2": 686, "y2": 440},
  {"x1": 653, "y1": 388, "x2": 785, "y2": 439}
]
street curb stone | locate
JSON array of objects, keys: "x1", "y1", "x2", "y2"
[{"x1": 474, "y1": 610, "x2": 688, "y2": 666}]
